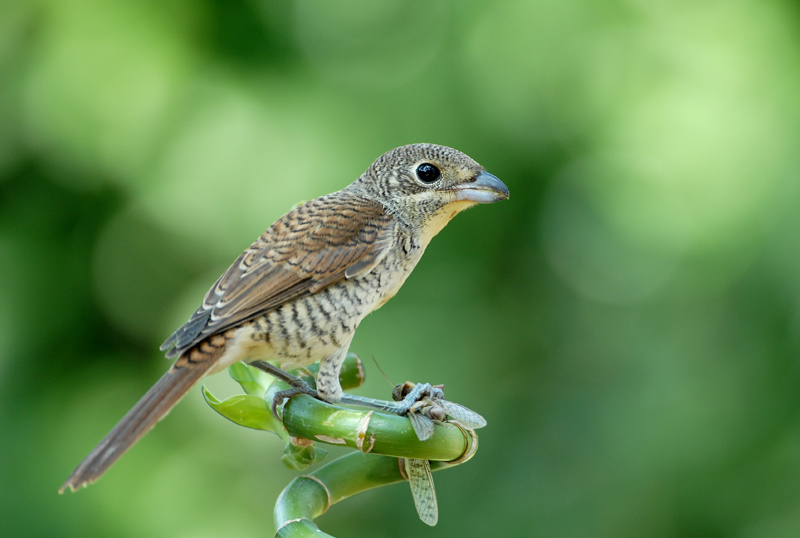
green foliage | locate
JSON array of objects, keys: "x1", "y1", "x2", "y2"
[{"x1": 202, "y1": 390, "x2": 277, "y2": 432}]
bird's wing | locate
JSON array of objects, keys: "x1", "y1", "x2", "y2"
[{"x1": 161, "y1": 193, "x2": 393, "y2": 357}]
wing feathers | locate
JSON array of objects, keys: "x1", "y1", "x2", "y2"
[{"x1": 161, "y1": 193, "x2": 393, "y2": 357}]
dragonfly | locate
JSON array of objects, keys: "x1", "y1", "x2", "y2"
[{"x1": 391, "y1": 382, "x2": 486, "y2": 526}]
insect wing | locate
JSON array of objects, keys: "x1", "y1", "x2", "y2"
[
  {"x1": 405, "y1": 458, "x2": 438, "y2": 526},
  {"x1": 408, "y1": 410, "x2": 435, "y2": 441},
  {"x1": 438, "y1": 399, "x2": 487, "y2": 429}
]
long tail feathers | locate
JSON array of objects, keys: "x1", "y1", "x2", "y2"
[{"x1": 59, "y1": 361, "x2": 212, "y2": 493}]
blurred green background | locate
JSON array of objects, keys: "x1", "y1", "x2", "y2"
[{"x1": 3, "y1": 0, "x2": 800, "y2": 536}]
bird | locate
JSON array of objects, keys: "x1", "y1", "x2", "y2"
[{"x1": 60, "y1": 143, "x2": 509, "y2": 493}]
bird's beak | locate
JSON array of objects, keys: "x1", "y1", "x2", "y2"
[{"x1": 453, "y1": 171, "x2": 510, "y2": 204}]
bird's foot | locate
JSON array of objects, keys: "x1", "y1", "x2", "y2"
[
  {"x1": 336, "y1": 381, "x2": 439, "y2": 413},
  {"x1": 334, "y1": 382, "x2": 445, "y2": 440},
  {"x1": 393, "y1": 381, "x2": 487, "y2": 440},
  {"x1": 249, "y1": 360, "x2": 320, "y2": 419},
  {"x1": 392, "y1": 382, "x2": 445, "y2": 441},
  {"x1": 391, "y1": 381, "x2": 444, "y2": 412},
  {"x1": 270, "y1": 383, "x2": 320, "y2": 419}
]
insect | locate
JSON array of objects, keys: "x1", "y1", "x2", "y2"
[
  {"x1": 390, "y1": 382, "x2": 486, "y2": 526},
  {"x1": 391, "y1": 381, "x2": 487, "y2": 441}
]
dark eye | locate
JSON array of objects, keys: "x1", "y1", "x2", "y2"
[{"x1": 416, "y1": 163, "x2": 441, "y2": 183}]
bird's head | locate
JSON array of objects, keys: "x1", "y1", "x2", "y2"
[{"x1": 353, "y1": 143, "x2": 509, "y2": 244}]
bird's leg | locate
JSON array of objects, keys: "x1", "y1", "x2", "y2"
[
  {"x1": 249, "y1": 360, "x2": 315, "y2": 390},
  {"x1": 337, "y1": 382, "x2": 437, "y2": 415},
  {"x1": 315, "y1": 348, "x2": 347, "y2": 403},
  {"x1": 249, "y1": 360, "x2": 319, "y2": 418},
  {"x1": 339, "y1": 383, "x2": 447, "y2": 441},
  {"x1": 250, "y1": 354, "x2": 439, "y2": 425}
]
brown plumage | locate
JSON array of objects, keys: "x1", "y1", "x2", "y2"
[{"x1": 60, "y1": 143, "x2": 509, "y2": 492}]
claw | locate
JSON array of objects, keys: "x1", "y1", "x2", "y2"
[
  {"x1": 248, "y1": 360, "x2": 321, "y2": 420},
  {"x1": 270, "y1": 383, "x2": 320, "y2": 420},
  {"x1": 393, "y1": 380, "x2": 487, "y2": 439}
]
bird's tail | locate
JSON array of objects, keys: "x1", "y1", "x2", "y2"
[{"x1": 59, "y1": 357, "x2": 214, "y2": 493}]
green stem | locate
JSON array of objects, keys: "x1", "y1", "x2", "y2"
[
  {"x1": 203, "y1": 358, "x2": 482, "y2": 537},
  {"x1": 281, "y1": 394, "x2": 470, "y2": 461},
  {"x1": 273, "y1": 453, "x2": 451, "y2": 538}
]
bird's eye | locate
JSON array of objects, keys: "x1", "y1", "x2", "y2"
[{"x1": 415, "y1": 163, "x2": 441, "y2": 184}]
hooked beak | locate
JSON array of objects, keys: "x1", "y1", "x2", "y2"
[{"x1": 453, "y1": 171, "x2": 510, "y2": 204}]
